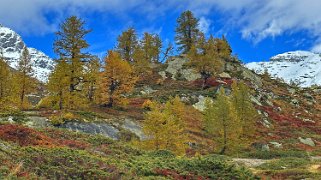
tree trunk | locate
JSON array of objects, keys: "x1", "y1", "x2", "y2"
[
  {"x1": 220, "y1": 119, "x2": 228, "y2": 155},
  {"x1": 59, "y1": 90, "x2": 63, "y2": 110}
]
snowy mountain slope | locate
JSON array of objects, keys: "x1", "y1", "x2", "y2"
[
  {"x1": 0, "y1": 24, "x2": 54, "y2": 82},
  {"x1": 246, "y1": 51, "x2": 321, "y2": 87}
]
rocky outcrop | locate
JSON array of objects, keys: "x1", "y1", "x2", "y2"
[{"x1": 160, "y1": 55, "x2": 201, "y2": 81}]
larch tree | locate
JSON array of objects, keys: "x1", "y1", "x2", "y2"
[
  {"x1": 132, "y1": 46, "x2": 152, "y2": 76},
  {"x1": 217, "y1": 35, "x2": 232, "y2": 60},
  {"x1": 99, "y1": 51, "x2": 137, "y2": 107},
  {"x1": 52, "y1": 16, "x2": 92, "y2": 109},
  {"x1": 142, "y1": 96, "x2": 188, "y2": 155},
  {"x1": 204, "y1": 88, "x2": 241, "y2": 155},
  {"x1": 15, "y1": 47, "x2": 35, "y2": 109},
  {"x1": 116, "y1": 27, "x2": 138, "y2": 62},
  {"x1": 141, "y1": 32, "x2": 162, "y2": 63},
  {"x1": 0, "y1": 50, "x2": 12, "y2": 107},
  {"x1": 47, "y1": 60, "x2": 70, "y2": 110},
  {"x1": 187, "y1": 35, "x2": 224, "y2": 88},
  {"x1": 175, "y1": 10, "x2": 200, "y2": 54},
  {"x1": 231, "y1": 80, "x2": 258, "y2": 140},
  {"x1": 84, "y1": 56, "x2": 101, "y2": 103}
]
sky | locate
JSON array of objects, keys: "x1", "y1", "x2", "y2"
[{"x1": 1, "y1": 0, "x2": 321, "y2": 63}]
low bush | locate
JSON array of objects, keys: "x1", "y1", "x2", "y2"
[{"x1": 246, "y1": 150, "x2": 309, "y2": 159}]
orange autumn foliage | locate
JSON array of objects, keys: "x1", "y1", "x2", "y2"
[{"x1": 98, "y1": 51, "x2": 137, "y2": 107}]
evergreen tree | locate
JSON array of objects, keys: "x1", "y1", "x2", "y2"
[
  {"x1": 175, "y1": 10, "x2": 200, "y2": 53},
  {"x1": 231, "y1": 80, "x2": 258, "y2": 139},
  {"x1": 142, "y1": 96, "x2": 188, "y2": 155},
  {"x1": 84, "y1": 56, "x2": 101, "y2": 103},
  {"x1": 52, "y1": 16, "x2": 91, "y2": 109},
  {"x1": 187, "y1": 35, "x2": 224, "y2": 88},
  {"x1": 216, "y1": 35, "x2": 232, "y2": 60},
  {"x1": 141, "y1": 32, "x2": 162, "y2": 63},
  {"x1": 116, "y1": 28, "x2": 138, "y2": 62},
  {"x1": 0, "y1": 50, "x2": 12, "y2": 107},
  {"x1": 47, "y1": 60, "x2": 70, "y2": 110},
  {"x1": 15, "y1": 47, "x2": 35, "y2": 109},
  {"x1": 132, "y1": 46, "x2": 152, "y2": 76},
  {"x1": 99, "y1": 51, "x2": 137, "y2": 107},
  {"x1": 204, "y1": 88, "x2": 241, "y2": 154}
]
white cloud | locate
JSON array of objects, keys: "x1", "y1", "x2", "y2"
[
  {"x1": 198, "y1": 17, "x2": 211, "y2": 34},
  {"x1": 1, "y1": 0, "x2": 321, "y2": 51}
]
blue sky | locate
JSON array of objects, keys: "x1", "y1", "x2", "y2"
[{"x1": 1, "y1": 0, "x2": 321, "y2": 63}]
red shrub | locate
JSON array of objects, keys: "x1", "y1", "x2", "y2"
[
  {"x1": 58, "y1": 139, "x2": 89, "y2": 150},
  {"x1": 0, "y1": 124, "x2": 57, "y2": 147}
]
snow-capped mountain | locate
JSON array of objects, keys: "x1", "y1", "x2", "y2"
[
  {"x1": 246, "y1": 51, "x2": 321, "y2": 87},
  {"x1": 0, "y1": 24, "x2": 54, "y2": 82}
]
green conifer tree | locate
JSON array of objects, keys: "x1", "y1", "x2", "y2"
[
  {"x1": 116, "y1": 28, "x2": 138, "y2": 62},
  {"x1": 52, "y1": 16, "x2": 91, "y2": 109},
  {"x1": 231, "y1": 80, "x2": 258, "y2": 140},
  {"x1": 15, "y1": 47, "x2": 35, "y2": 109},
  {"x1": 175, "y1": 10, "x2": 200, "y2": 54},
  {"x1": 204, "y1": 88, "x2": 241, "y2": 154}
]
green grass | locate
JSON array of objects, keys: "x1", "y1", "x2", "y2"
[
  {"x1": 244, "y1": 150, "x2": 309, "y2": 159},
  {"x1": 0, "y1": 126, "x2": 259, "y2": 179}
]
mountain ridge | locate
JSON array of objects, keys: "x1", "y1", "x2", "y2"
[
  {"x1": 246, "y1": 51, "x2": 321, "y2": 87},
  {"x1": 0, "y1": 24, "x2": 54, "y2": 82}
]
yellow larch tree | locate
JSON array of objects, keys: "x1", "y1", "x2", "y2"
[
  {"x1": 141, "y1": 96, "x2": 188, "y2": 155},
  {"x1": 204, "y1": 87, "x2": 241, "y2": 155},
  {"x1": 99, "y1": 51, "x2": 137, "y2": 107}
]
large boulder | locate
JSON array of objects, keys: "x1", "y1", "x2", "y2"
[
  {"x1": 193, "y1": 96, "x2": 213, "y2": 112},
  {"x1": 163, "y1": 55, "x2": 201, "y2": 81}
]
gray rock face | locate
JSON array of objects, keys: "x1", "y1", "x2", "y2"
[
  {"x1": 193, "y1": 96, "x2": 212, "y2": 112},
  {"x1": 0, "y1": 25, "x2": 54, "y2": 82},
  {"x1": 164, "y1": 56, "x2": 201, "y2": 81},
  {"x1": 241, "y1": 67, "x2": 263, "y2": 88},
  {"x1": 61, "y1": 122, "x2": 120, "y2": 140},
  {"x1": 121, "y1": 119, "x2": 145, "y2": 140}
]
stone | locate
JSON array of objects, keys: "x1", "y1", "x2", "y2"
[
  {"x1": 262, "y1": 144, "x2": 270, "y2": 151},
  {"x1": 291, "y1": 99, "x2": 299, "y2": 106},
  {"x1": 164, "y1": 56, "x2": 201, "y2": 81},
  {"x1": 60, "y1": 122, "x2": 120, "y2": 140},
  {"x1": 218, "y1": 72, "x2": 232, "y2": 79},
  {"x1": 121, "y1": 119, "x2": 146, "y2": 140},
  {"x1": 165, "y1": 56, "x2": 187, "y2": 79},
  {"x1": 298, "y1": 137, "x2": 315, "y2": 147},
  {"x1": 269, "y1": 142, "x2": 283, "y2": 149},
  {"x1": 193, "y1": 96, "x2": 213, "y2": 112},
  {"x1": 158, "y1": 71, "x2": 167, "y2": 79},
  {"x1": 241, "y1": 67, "x2": 263, "y2": 87},
  {"x1": 262, "y1": 118, "x2": 272, "y2": 128},
  {"x1": 180, "y1": 69, "x2": 201, "y2": 81},
  {"x1": 302, "y1": 118, "x2": 315, "y2": 123},
  {"x1": 140, "y1": 86, "x2": 157, "y2": 95},
  {"x1": 250, "y1": 95, "x2": 263, "y2": 106}
]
